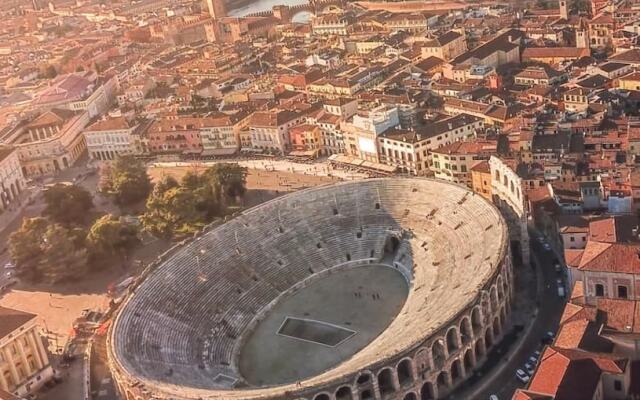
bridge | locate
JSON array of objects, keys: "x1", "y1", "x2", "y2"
[{"x1": 245, "y1": 0, "x2": 347, "y2": 22}]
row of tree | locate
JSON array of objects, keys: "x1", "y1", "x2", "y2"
[
  {"x1": 8, "y1": 158, "x2": 248, "y2": 283},
  {"x1": 9, "y1": 184, "x2": 139, "y2": 283}
]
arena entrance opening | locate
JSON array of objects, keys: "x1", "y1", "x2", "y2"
[{"x1": 383, "y1": 234, "x2": 401, "y2": 259}]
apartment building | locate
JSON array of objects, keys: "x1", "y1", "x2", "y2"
[
  {"x1": 0, "y1": 147, "x2": 27, "y2": 212},
  {"x1": 430, "y1": 140, "x2": 497, "y2": 187},
  {"x1": 421, "y1": 30, "x2": 467, "y2": 61},
  {"x1": 1, "y1": 109, "x2": 89, "y2": 177},
  {"x1": 377, "y1": 113, "x2": 484, "y2": 175},
  {"x1": 249, "y1": 110, "x2": 302, "y2": 154},
  {"x1": 0, "y1": 307, "x2": 53, "y2": 398},
  {"x1": 84, "y1": 116, "x2": 140, "y2": 161}
]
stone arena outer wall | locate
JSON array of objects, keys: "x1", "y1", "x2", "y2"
[{"x1": 106, "y1": 178, "x2": 511, "y2": 400}]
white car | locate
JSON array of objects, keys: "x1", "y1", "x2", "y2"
[
  {"x1": 543, "y1": 243, "x2": 552, "y2": 251},
  {"x1": 516, "y1": 369, "x2": 530, "y2": 384},
  {"x1": 489, "y1": 395, "x2": 499, "y2": 400},
  {"x1": 4, "y1": 262, "x2": 15, "y2": 270}
]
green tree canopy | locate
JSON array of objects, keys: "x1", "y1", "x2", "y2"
[
  {"x1": 140, "y1": 164, "x2": 247, "y2": 238},
  {"x1": 203, "y1": 163, "x2": 248, "y2": 201},
  {"x1": 9, "y1": 217, "x2": 88, "y2": 283},
  {"x1": 101, "y1": 155, "x2": 152, "y2": 206},
  {"x1": 141, "y1": 175, "x2": 215, "y2": 238},
  {"x1": 43, "y1": 184, "x2": 93, "y2": 225},
  {"x1": 87, "y1": 214, "x2": 139, "y2": 260}
]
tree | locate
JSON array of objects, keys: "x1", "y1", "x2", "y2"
[
  {"x1": 140, "y1": 165, "x2": 246, "y2": 238},
  {"x1": 204, "y1": 163, "x2": 248, "y2": 201},
  {"x1": 570, "y1": 0, "x2": 591, "y2": 14},
  {"x1": 104, "y1": 156, "x2": 152, "y2": 206},
  {"x1": 535, "y1": 0, "x2": 551, "y2": 9},
  {"x1": 87, "y1": 215, "x2": 139, "y2": 260},
  {"x1": 9, "y1": 217, "x2": 88, "y2": 283},
  {"x1": 41, "y1": 64, "x2": 57, "y2": 79},
  {"x1": 140, "y1": 175, "x2": 219, "y2": 238},
  {"x1": 98, "y1": 162, "x2": 113, "y2": 193},
  {"x1": 43, "y1": 184, "x2": 93, "y2": 225}
]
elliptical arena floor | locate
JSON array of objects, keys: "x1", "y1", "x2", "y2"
[{"x1": 239, "y1": 264, "x2": 408, "y2": 385}]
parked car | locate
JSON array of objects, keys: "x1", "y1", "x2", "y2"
[
  {"x1": 533, "y1": 350, "x2": 541, "y2": 359},
  {"x1": 543, "y1": 243, "x2": 552, "y2": 251},
  {"x1": 4, "y1": 262, "x2": 15, "y2": 270},
  {"x1": 542, "y1": 331, "x2": 556, "y2": 344},
  {"x1": 0, "y1": 278, "x2": 18, "y2": 293},
  {"x1": 528, "y1": 356, "x2": 538, "y2": 365},
  {"x1": 554, "y1": 263, "x2": 562, "y2": 272},
  {"x1": 557, "y1": 286, "x2": 566, "y2": 298},
  {"x1": 516, "y1": 369, "x2": 530, "y2": 384},
  {"x1": 489, "y1": 395, "x2": 499, "y2": 400},
  {"x1": 524, "y1": 362, "x2": 536, "y2": 375}
]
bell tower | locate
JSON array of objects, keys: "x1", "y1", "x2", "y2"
[
  {"x1": 559, "y1": 0, "x2": 568, "y2": 19},
  {"x1": 204, "y1": 0, "x2": 226, "y2": 19},
  {"x1": 576, "y1": 18, "x2": 590, "y2": 48}
]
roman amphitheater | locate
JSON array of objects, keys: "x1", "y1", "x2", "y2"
[{"x1": 108, "y1": 178, "x2": 512, "y2": 400}]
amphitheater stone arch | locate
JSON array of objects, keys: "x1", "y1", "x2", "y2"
[
  {"x1": 459, "y1": 317, "x2": 473, "y2": 345},
  {"x1": 420, "y1": 381, "x2": 435, "y2": 400},
  {"x1": 313, "y1": 392, "x2": 331, "y2": 400},
  {"x1": 335, "y1": 385, "x2": 353, "y2": 400},
  {"x1": 396, "y1": 358, "x2": 415, "y2": 387},
  {"x1": 377, "y1": 367, "x2": 397, "y2": 396},
  {"x1": 431, "y1": 339, "x2": 447, "y2": 370},
  {"x1": 471, "y1": 306, "x2": 483, "y2": 335},
  {"x1": 445, "y1": 327, "x2": 461, "y2": 355},
  {"x1": 403, "y1": 392, "x2": 418, "y2": 400}
]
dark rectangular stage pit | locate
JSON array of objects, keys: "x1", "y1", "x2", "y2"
[{"x1": 277, "y1": 317, "x2": 356, "y2": 347}]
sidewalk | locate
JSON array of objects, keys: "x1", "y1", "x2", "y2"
[{"x1": 0, "y1": 188, "x2": 35, "y2": 236}]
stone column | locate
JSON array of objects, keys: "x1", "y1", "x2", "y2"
[
  {"x1": 27, "y1": 330, "x2": 44, "y2": 370},
  {"x1": 469, "y1": 347, "x2": 477, "y2": 367},
  {"x1": 32, "y1": 330, "x2": 49, "y2": 366},
  {"x1": 431, "y1": 383, "x2": 438, "y2": 400},
  {"x1": 16, "y1": 339, "x2": 31, "y2": 375},
  {"x1": 391, "y1": 369, "x2": 401, "y2": 391},
  {"x1": 371, "y1": 378, "x2": 381, "y2": 400},
  {"x1": 458, "y1": 359, "x2": 467, "y2": 379},
  {"x1": 0, "y1": 366, "x2": 9, "y2": 391},
  {"x1": 3, "y1": 346, "x2": 21, "y2": 386},
  {"x1": 441, "y1": 338, "x2": 449, "y2": 361},
  {"x1": 444, "y1": 371, "x2": 453, "y2": 388}
]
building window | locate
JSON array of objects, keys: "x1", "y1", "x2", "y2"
[
  {"x1": 595, "y1": 284, "x2": 604, "y2": 297},
  {"x1": 618, "y1": 285, "x2": 628, "y2": 299}
]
